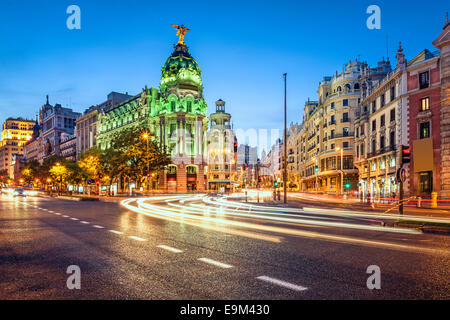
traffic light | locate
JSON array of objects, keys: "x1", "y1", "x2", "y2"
[
  {"x1": 274, "y1": 181, "x2": 278, "y2": 188},
  {"x1": 345, "y1": 183, "x2": 351, "y2": 189},
  {"x1": 401, "y1": 145, "x2": 411, "y2": 165},
  {"x1": 258, "y1": 176, "x2": 262, "y2": 183},
  {"x1": 314, "y1": 166, "x2": 319, "y2": 173},
  {"x1": 234, "y1": 142, "x2": 238, "y2": 153}
]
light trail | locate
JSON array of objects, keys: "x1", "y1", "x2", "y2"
[{"x1": 119, "y1": 196, "x2": 450, "y2": 256}]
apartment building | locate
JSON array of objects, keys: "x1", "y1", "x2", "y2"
[
  {"x1": 0, "y1": 117, "x2": 35, "y2": 178},
  {"x1": 354, "y1": 47, "x2": 406, "y2": 198},
  {"x1": 206, "y1": 99, "x2": 237, "y2": 192},
  {"x1": 297, "y1": 60, "x2": 390, "y2": 193},
  {"x1": 76, "y1": 91, "x2": 132, "y2": 158}
]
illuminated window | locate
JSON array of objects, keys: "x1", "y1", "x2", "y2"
[
  {"x1": 420, "y1": 97, "x2": 430, "y2": 112},
  {"x1": 419, "y1": 121, "x2": 430, "y2": 139}
]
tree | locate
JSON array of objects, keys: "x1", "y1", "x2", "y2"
[
  {"x1": 66, "y1": 161, "x2": 88, "y2": 191},
  {"x1": 21, "y1": 160, "x2": 41, "y2": 185},
  {"x1": 0, "y1": 169, "x2": 9, "y2": 185},
  {"x1": 49, "y1": 162, "x2": 69, "y2": 195},
  {"x1": 107, "y1": 126, "x2": 171, "y2": 192}
]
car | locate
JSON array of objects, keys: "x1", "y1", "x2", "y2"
[{"x1": 13, "y1": 188, "x2": 26, "y2": 197}]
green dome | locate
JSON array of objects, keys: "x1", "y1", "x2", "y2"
[
  {"x1": 160, "y1": 44, "x2": 203, "y2": 96},
  {"x1": 162, "y1": 44, "x2": 201, "y2": 75}
]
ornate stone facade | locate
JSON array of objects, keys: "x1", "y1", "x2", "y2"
[{"x1": 96, "y1": 43, "x2": 209, "y2": 192}]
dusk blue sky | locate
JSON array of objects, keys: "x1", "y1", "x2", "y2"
[{"x1": 0, "y1": 0, "x2": 447, "y2": 149}]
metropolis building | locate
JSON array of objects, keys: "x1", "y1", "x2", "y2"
[{"x1": 96, "y1": 37, "x2": 209, "y2": 192}]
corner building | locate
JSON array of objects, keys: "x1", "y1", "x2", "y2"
[{"x1": 97, "y1": 42, "x2": 209, "y2": 192}]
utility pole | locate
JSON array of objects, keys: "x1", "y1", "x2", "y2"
[{"x1": 283, "y1": 73, "x2": 287, "y2": 204}]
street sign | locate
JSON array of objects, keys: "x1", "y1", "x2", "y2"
[{"x1": 397, "y1": 167, "x2": 407, "y2": 183}]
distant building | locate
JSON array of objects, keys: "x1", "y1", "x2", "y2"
[
  {"x1": 75, "y1": 91, "x2": 132, "y2": 158},
  {"x1": 236, "y1": 144, "x2": 258, "y2": 186},
  {"x1": 206, "y1": 99, "x2": 237, "y2": 192},
  {"x1": 60, "y1": 133, "x2": 77, "y2": 161},
  {"x1": 0, "y1": 117, "x2": 35, "y2": 178},
  {"x1": 39, "y1": 95, "x2": 81, "y2": 161},
  {"x1": 23, "y1": 119, "x2": 43, "y2": 163}
]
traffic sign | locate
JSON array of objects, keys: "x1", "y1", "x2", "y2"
[{"x1": 397, "y1": 167, "x2": 407, "y2": 183}]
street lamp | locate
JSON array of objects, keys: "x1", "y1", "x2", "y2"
[
  {"x1": 336, "y1": 146, "x2": 344, "y2": 195},
  {"x1": 142, "y1": 132, "x2": 150, "y2": 192}
]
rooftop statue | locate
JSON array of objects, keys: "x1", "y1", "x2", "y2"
[{"x1": 171, "y1": 24, "x2": 190, "y2": 45}]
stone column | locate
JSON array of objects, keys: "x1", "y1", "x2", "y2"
[
  {"x1": 176, "y1": 164, "x2": 187, "y2": 192},
  {"x1": 197, "y1": 165, "x2": 205, "y2": 192}
]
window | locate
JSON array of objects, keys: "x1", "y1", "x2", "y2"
[
  {"x1": 361, "y1": 125, "x2": 365, "y2": 136},
  {"x1": 372, "y1": 119, "x2": 376, "y2": 132},
  {"x1": 360, "y1": 144, "x2": 364, "y2": 156},
  {"x1": 331, "y1": 143, "x2": 335, "y2": 149},
  {"x1": 419, "y1": 71, "x2": 429, "y2": 89},
  {"x1": 419, "y1": 121, "x2": 430, "y2": 139},
  {"x1": 419, "y1": 171, "x2": 433, "y2": 193},
  {"x1": 343, "y1": 127, "x2": 349, "y2": 137},
  {"x1": 372, "y1": 101, "x2": 376, "y2": 113},
  {"x1": 390, "y1": 109, "x2": 395, "y2": 122},
  {"x1": 330, "y1": 115, "x2": 335, "y2": 124},
  {"x1": 390, "y1": 86, "x2": 396, "y2": 101},
  {"x1": 372, "y1": 139, "x2": 376, "y2": 153},
  {"x1": 390, "y1": 130, "x2": 395, "y2": 148},
  {"x1": 343, "y1": 99, "x2": 348, "y2": 106},
  {"x1": 330, "y1": 129, "x2": 335, "y2": 138},
  {"x1": 380, "y1": 94, "x2": 385, "y2": 107},
  {"x1": 331, "y1": 102, "x2": 335, "y2": 109},
  {"x1": 342, "y1": 112, "x2": 349, "y2": 122},
  {"x1": 420, "y1": 97, "x2": 430, "y2": 112},
  {"x1": 170, "y1": 101, "x2": 176, "y2": 112},
  {"x1": 380, "y1": 136, "x2": 385, "y2": 149},
  {"x1": 186, "y1": 101, "x2": 192, "y2": 113},
  {"x1": 343, "y1": 155, "x2": 353, "y2": 169},
  {"x1": 380, "y1": 114, "x2": 385, "y2": 127},
  {"x1": 343, "y1": 141, "x2": 349, "y2": 148}
]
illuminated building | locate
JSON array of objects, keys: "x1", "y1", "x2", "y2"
[
  {"x1": 75, "y1": 92, "x2": 132, "y2": 158},
  {"x1": 432, "y1": 15, "x2": 450, "y2": 197},
  {"x1": 97, "y1": 33, "x2": 209, "y2": 192},
  {"x1": 39, "y1": 95, "x2": 81, "y2": 160},
  {"x1": 354, "y1": 51, "x2": 405, "y2": 198},
  {"x1": 207, "y1": 99, "x2": 237, "y2": 192},
  {"x1": 0, "y1": 117, "x2": 35, "y2": 178}
]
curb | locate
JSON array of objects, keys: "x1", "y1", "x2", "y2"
[{"x1": 383, "y1": 221, "x2": 450, "y2": 235}]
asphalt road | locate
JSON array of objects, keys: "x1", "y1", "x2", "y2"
[{"x1": 0, "y1": 193, "x2": 449, "y2": 299}]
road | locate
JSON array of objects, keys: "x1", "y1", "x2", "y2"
[{"x1": 1, "y1": 193, "x2": 449, "y2": 299}]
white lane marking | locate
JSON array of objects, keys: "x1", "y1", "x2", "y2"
[
  {"x1": 157, "y1": 245, "x2": 183, "y2": 253},
  {"x1": 55, "y1": 213, "x2": 61, "y2": 216},
  {"x1": 198, "y1": 258, "x2": 233, "y2": 269},
  {"x1": 70, "y1": 217, "x2": 79, "y2": 221},
  {"x1": 129, "y1": 235, "x2": 146, "y2": 241},
  {"x1": 62, "y1": 215, "x2": 69, "y2": 218},
  {"x1": 256, "y1": 276, "x2": 308, "y2": 292},
  {"x1": 93, "y1": 225, "x2": 104, "y2": 229},
  {"x1": 109, "y1": 230, "x2": 123, "y2": 235},
  {"x1": 48, "y1": 210, "x2": 54, "y2": 213},
  {"x1": 80, "y1": 221, "x2": 89, "y2": 224}
]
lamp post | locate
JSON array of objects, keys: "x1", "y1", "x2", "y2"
[
  {"x1": 336, "y1": 147, "x2": 344, "y2": 195},
  {"x1": 142, "y1": 132, "x2": 150, "y2": 192},
  {"x1": 283, "y1": 73, "x2": 287, "y2": 203}
]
